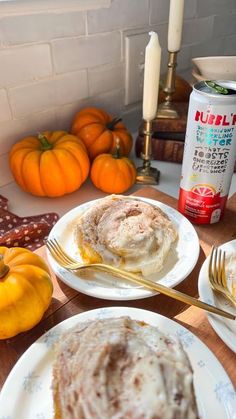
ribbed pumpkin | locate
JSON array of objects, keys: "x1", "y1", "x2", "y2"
[
  {"x1": 9, "y1": 131, "x2": 90, "y2": 197},
  {"x1": 90, "y1": 140, "x2": 136, "y2": 193},
  {"x1": 71, "y1": 107, "x2": 133, "y2": 160},
  {"x1": 0, "y1": 246, "x2": 53, "y2": 339}
]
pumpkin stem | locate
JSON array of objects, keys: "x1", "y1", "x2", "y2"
[
  {"x1": 38, "y1": 133, "x2": 53, "y2": 151},
  {"x1": 113, "y1": 138, "x2": 121, "y2": 159},
  {"x1": 106, "y1": 117, "x2": 122, "y2": 131},
  {"x1": 0, "y1": 254, "x2": 9, "y2": 279}
]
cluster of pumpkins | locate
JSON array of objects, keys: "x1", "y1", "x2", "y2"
[
  {"x1": 1, "y1": 108, "x2": 136, "y2": 339},
  {"x1": 0, "y1": 79, "x2": 192, "y2": 340},
  {"x1": 9, "y1": 107, "x2": 136, "y2": 197}
]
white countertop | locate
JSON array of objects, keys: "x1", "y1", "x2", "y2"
[{"x1": 0, "y1": 156, "x2": 235, "y2": 217}]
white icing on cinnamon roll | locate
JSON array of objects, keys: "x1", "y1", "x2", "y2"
[
  {"x1": 52, "y1": 317, "x2": 199, "y2": 419},
  {"x1": 75, "y1": 195, "x2": 177, "y2": 276}
]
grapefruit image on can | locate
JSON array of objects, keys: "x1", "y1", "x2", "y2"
[{"x1": 191, "y1": 184, "x2": 216, "y2": 197}]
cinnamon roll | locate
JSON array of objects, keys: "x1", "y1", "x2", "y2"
[
  {"x1": 52, "y1": 317, "x2": 199, "y2": 419},
  {"x1": 74, "y1": 195, "x2": 177, "y2": 276}
]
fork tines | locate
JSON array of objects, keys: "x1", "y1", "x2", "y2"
[{"x1": 209, "y1": 246, "x2": 227, "y2": 289}]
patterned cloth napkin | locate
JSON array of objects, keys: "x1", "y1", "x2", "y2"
[{"x1": 0, "y1": 195, "x2": 59, "y2": 251}]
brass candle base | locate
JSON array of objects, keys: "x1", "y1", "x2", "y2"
[
  {"x1": 136, "y1": 163, "x2": 160, "y2": 185},
  {"x1": 156, "y1": 101, "x2": 179, "y2": 119},
  {"x1": 156, "y1": 51, "x2": 180, "y2": 119},
  {"x1": 136, "y1": 120, "x2": 160, "y2": 185}
]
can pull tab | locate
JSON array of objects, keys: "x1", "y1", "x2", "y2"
[{"x1": 205, "y1": 80, "x2": 236, "y2": 95}]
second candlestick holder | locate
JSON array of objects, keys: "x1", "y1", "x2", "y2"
[
  {"x1": 136, "y1": 120, "x2": 160, "y2": 185},
  {"x1": 157, "y1": 51, "x2": 180, "y2": 119}
]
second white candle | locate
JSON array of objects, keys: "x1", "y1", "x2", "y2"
[{"x1": 168, "y1": 0, "x2": 185, "y2": 52}]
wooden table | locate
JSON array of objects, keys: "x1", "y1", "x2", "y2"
[{"x1": 0, "y1": 187, "x2": 236, "y2": 391}]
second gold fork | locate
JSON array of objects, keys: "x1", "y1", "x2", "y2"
[{"x1": 209, "y1": 246, "x2": 236, "y2": 307}]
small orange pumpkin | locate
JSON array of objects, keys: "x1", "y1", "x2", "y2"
[
  {"x1": 71, "y1": 107, "x2": 133, "y2": 160},
  {"x1": 0, "y1": 246, "x2": 53, "y2": 339},
  {"x1": 90, "y1": 140, "x2": 136, "y2": 193},
  {"x1": 9, "y1": 131, "x2": 90, "y2": 197}
]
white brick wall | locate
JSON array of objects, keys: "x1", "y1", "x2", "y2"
[
  {"x1": 213, "y1": 13, "x2": 236, "y2": 37},
  {"x1": 197, "y1": 0, "x2": 235, "y2": 17},
  {"x1": 0, "y1": 45, "x2": 52, "y2": 87},
  {"x1": 182, "y1": 17, "x2": 214, "y2": 45},
  {"x1": 52, "y1": 32, "x2": 121, "y2": 74},
  {"x1": 0, "y1": 109, "x2": 57, "y2": 155},
  {"x1": 223, "y1": 34, "x2": 236, "y2": 55},
  {"x1": 0, "y1": 12, "x2": 86, "y2": 45},
  {"x1": 88, "y1": 63, "x2": 124, "y2": 96},
  {"x1": 9, "y1": 70, "x2": 89, "y2": 118},
  {"x1": 0, "y1": 0, "x2": 236, "y2": 187},
  {"x1": 87, "y1": 0, "x2": 149, "y2": 33}
]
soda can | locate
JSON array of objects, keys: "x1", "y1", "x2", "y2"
[{"x1": 178, "y1": 80, "x2": 236, "y2": 224}]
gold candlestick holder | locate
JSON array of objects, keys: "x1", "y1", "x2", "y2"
[
  {"x1": 156, "y1": 51, "x2": 180, "y2": 119},
  {"x1": 136, "y1": 120, "x2": 160, "y2": 185}
]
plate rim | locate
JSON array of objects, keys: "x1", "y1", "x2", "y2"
[
  {"x1": 0, "y1": 306, "x2": 235, "y2": 419},
  {"x1": 47, "y1": 196, "x2": 200, "y2": 300},
  {"x1": 198, "y1": 239, "x2": 236, "y2": 353}
]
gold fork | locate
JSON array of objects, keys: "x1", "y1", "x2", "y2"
[
  {"x1": 46, "y1": 238, "x2": 236, "y2": 320},
  {"x1": 209, "y1": 246, "x2": 236, "y2": 307}
]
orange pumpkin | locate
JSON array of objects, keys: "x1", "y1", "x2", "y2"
[
  {"x1": 71, "y1": 107, "x2": 133, "y2": 160},
  {"x1": 0, "y1": 246, "x2": 53, "y2": 339},
  {"x1": 9, "y1": 131, "x2": 90, "y2": 197},
  {"x1": 90, "y1": 140, "x2": 136, "y2": 193}
]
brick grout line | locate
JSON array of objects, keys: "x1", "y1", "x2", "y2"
[{"x1": 4, "y1": 87, "x2": 14, "y2": 121}]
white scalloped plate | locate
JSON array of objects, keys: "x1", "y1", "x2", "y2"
[
  {"x1": 0, "y1": 307, "x2": 235, "y2": 419},
  {"x1": 198, "y1": 239, "x2": 236, "y2": 353},
  {"x1": 46, "y1": 196, "x2": 200, "y2": 300}
]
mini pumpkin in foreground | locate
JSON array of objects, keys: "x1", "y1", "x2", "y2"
[
  {"x1": 0, "y1": 247, "x2": 53, "y2": 339},
  {"x1": 71, "y1": 107, "x2": 133, "y2": 160},
  {"x1": 90, "y1": 140, "x2": 136, "y2": 194},
  {"x1": 9, "y1": 131, "x2": 90, "y2": 197}
]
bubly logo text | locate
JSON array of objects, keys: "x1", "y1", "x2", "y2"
[{"x1": 195, "y1": 110, "x2": 236, "y2": 126}]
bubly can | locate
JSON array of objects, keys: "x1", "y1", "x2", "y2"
[{"x1": 178, "y1": 80, "x2": 236, "y2": 224}]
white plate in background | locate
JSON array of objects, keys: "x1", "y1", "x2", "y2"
[{"x1": 47, "y1": 196, "x2": 200, "y2": 300}]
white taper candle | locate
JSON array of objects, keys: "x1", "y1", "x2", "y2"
[
  {"x1": 142, "y1": 32, "x2": 161, "y2": 121},
  {"x1": 168, "y1": 0, "x2": 185, "y2": 52}
]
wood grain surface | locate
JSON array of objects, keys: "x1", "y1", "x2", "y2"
[{"x1": 0, "y1": 187, "x2": 236, "y2": 392}]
